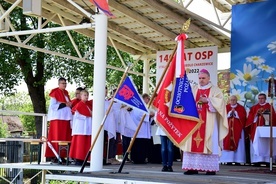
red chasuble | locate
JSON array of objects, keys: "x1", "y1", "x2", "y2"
[
  {"x1": 49, "y1": 87, "x2": 70, "y2": 103},
  {"x1": 72, "y1": 101, "x2": 92, "y2": 117},
  {"x1": 246, "y1": 103, "x2": 276, "y2": 141},
  {"x1": 223, "y1": 104, "x2": 246, "y2": 151},
  {"x1": 191, "y1": 88, "x2": 211, "y2": 153}
]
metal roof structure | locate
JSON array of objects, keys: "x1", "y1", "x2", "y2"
[
  {"x1": 1, "y1": 0, "x2": 261, "y2": 58},
  {"x1": 0, "y1": 0, "x2": 261, "y2": 92}
]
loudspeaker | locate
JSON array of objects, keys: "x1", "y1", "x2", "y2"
[{"x1": 23, "y1": 0, "x2": 42, "y2": 17}]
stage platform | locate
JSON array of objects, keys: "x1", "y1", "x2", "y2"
[
  {"x1": 0, "y1": 162, "x2": 91, "y2": 172},
  {"x1": 45, "y1": 162, "x2": 276, "y2": 184},
  {"x1": 1, "y1": 161, "x2": 276, "y2": 184}
]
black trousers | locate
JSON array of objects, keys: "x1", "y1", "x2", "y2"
[
  {"x1": 131, "y1": 138, "x2": 150, "y2": 164},
  {"x1": 147, "y1": 137, "x2": 162, "y2": 163}
]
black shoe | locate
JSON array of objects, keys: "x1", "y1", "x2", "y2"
[
  {"x1": 50, "y1": 158, "x2": 59, "y2": 164},
  {"x1": 75, "y1": 160, "x2": 83, "y2": 166},
  {"x1": 184, "y1": 170, "x2": 198, "y2": 175},
  {"x1": 103, "y1": 159, "x2": 111, "y2": 165},
  {"x1": 252, "y1": 163, "x2": 261, "y2": 167},
  {"x1": 61, "y1": 158, "x2": 67, "y2": 164},
  {"x1": 162, "y1": 166, "x2": 168, "y2": 172},
  {"x1": 206, "y1": 171, "x2": 216, "y2": 175},
  {"x1": 86, "y1": 162, "x2": 90, "y2": 166},
  {"x1": 167, "y1": 166, "x2": 173, "y2": 172}
]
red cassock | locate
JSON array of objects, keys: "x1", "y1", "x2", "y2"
[
  {"x1": 69, "y1": 101, "x2": 92, "y2": 161},
  {"x1": 245, "y1": 103, "x2": 276, "y2": 141},
  {"x1": 223, "y1": 104, "x2": 246, "y2": 151},
  {"x1": 71, "y1": 98, "x2": 81, "y2": 109},
  {"x1": 45, "y1": 88, "x2": 72, "y2": 158}
]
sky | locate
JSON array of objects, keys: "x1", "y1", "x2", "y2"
[{"x1": 15, "y1": 78, "x2": 77, "y2": 93}]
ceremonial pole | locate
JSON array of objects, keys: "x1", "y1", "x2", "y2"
[
  {"x1": 114, "y1": 19, "x2": 191, "y2": 174},
  {"x1": 268, "y1": 74, "x2": 275, "y2": 172},
  {"x1": 79, "y1": 66, "x2": 131, "y2": 173},
  {"x1": 269, "y1": 74, "x2": 275, "y2": 172}
]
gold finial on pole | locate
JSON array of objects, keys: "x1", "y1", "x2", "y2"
[
  {"x1": 265, "y1": 74, "x2": 275, "y2": 98},
  {"x1": 181, "y1": 18, "x2": 191, "y2": 33}
]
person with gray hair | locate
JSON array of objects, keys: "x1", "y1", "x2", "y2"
[
  {"x1": 182, "y1": 69, "x2": 228, "y2": 175},
  {"x1": 220, "y1": 95, "x2": 247, "y2": 165}
]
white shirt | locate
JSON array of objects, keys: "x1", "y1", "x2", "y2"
[{"x1": 47, "y1": 97, "x2": 72, "y2": 121}]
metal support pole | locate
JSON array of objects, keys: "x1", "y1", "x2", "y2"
[
  {"x1": 0, "y1": 23, "x2": 95, "y2": 37},
  {"x1": 90, "y1": 13, "x2": 108, "y2": 172},
  {"x1": 269, "y1": 75, "x2": 275, "y2": 172},
  {"x1": 143, "y1": 58, "x2": 150, "y2": 94}
]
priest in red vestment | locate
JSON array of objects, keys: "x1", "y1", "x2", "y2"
[
  {"x1": 182, "y1": 69, "x2": 228, "y2": 175},
  {"x1": 245, "y1": 93, "x2": 276, "y2": 163},
  {"x1": 69, "y1": 89, "x2": 92, "y2": 165},
  {"x1": 220, "y1": 95, "x2": 246, "y2": 164},
  {"x1": 45, "y1": 78, "x2": 72, "y2": 161}
]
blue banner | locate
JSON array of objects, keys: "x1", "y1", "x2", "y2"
[
  {"x1": 114, "y1": 76, "x2": 148, "y2": 113},
  {"x1": 169, "y1": 73, "x2": 199, "y2": 120},
  {"x1": 231, "y1": 0, "x2": 276, "y2": 110}
]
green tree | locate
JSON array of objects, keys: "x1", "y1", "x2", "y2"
[
  {"x1": 0, "y1": 2, "x2": 94, "y2": 137},
  {"x1": 0, "y1": 119, "x2": 8, "y2": 138},
  {"x1": 0, "y1": 1, "x2": 149, "y2": 138}
]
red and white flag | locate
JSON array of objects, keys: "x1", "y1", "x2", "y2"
[{"x1": 154, "y1": 33, "x2": 200, "y2": 148}]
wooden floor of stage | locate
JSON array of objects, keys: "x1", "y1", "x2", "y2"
[
  {"x1": 1, "y1": 161, "x2": 276, "y2": 184},
  {"x1": 44, "y1": 161, "x2": 276, "y2": 184}
]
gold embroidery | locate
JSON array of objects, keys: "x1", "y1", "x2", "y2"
[{"x1": 193, "y1": 131, "x2": 203, "y2": 148}]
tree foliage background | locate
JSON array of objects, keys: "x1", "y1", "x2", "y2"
[{"x1": 0, "y1": 1, "x2": 152, "y2": 137}]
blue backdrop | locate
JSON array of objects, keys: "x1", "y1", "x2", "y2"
[{"x1": 231, "y1": 0, "x2": 276, "y2": 110}]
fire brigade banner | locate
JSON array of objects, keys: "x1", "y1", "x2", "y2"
[
  {"x1": 169, "y1": 34, "x2": 199, "y2": 120},
  {"x1": 154, "y1": 34, "x2": 200, "y2": 146},
  {"x1": 114, "y1": 76, "x2": 148, "y2": 113}
]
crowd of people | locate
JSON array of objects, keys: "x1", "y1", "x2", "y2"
[
  {"x1": 45, "y1": 69, "x2": 276, "y2": 175},
  {"x1": 45, "y1": 78, "x2": 154, "y2": 166}
]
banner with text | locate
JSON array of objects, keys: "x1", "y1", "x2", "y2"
[{"x1": 156, "y1": 46, "x2": 218, "y2": 85}]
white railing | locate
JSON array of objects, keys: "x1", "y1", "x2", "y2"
[{"x1": 0, "y1": 110, "x2": 48, "y2": 162}]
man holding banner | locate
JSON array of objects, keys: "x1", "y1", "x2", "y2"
[
  {"x1": 154, "y1": 32, "x2": 227, "y2": 175},
  {"x1": 182, "y1": 69, "x2": 228, "y2": 175}
]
